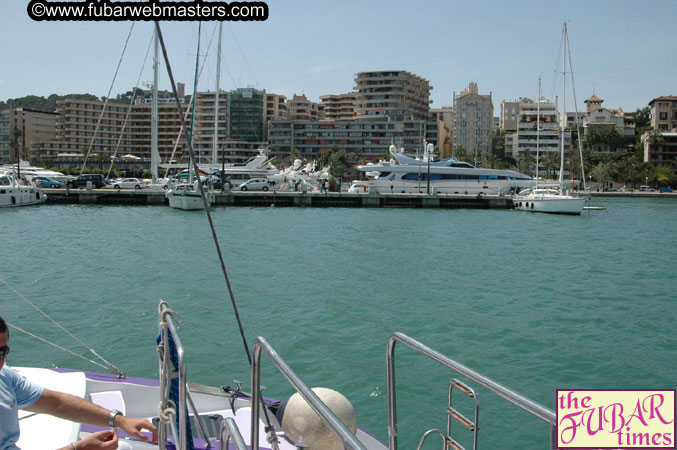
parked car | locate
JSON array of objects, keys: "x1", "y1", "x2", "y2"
[
  {"x1": 111, "y1": 178, "x2": 145, "y2": 189},
  {"x1": 236, "y1": 178, "x2": 270, "y2": 191},
  {"x1": 639, "y1": 185, "x2": 655, "y2": 192},
  {"x1": 67, "y1": 174, "x2": 106, "y2": 189},
  {"x1": 659, "y1": 186, "x2": 673, "y2": 193},
  {"x1": 33, "y1": 176, "x2": 63, "y2": 188}
]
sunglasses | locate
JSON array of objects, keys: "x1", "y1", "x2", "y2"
[{"x1": 0, "y1": 345, "x2": 9, "y2": 359}]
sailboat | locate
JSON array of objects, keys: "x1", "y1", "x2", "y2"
[
  {"x1": 165, "y1": 24, "x2": 215, "y2": 210},
  {"x1": 513, "y1": 23, "x2": 586, "y2": 215},
  {"x1": 0, "y1": 159, "x2": 47, "y2": 208}
]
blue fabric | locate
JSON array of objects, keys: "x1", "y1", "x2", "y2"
[
  {"x1": 0, "y1": 366, "x2": 44, "y2": 450},
  {"x1": 157, "y1": 330, "x2": 194, "y2": 450}
]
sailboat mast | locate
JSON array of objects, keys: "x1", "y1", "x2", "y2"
[
  {"x1": 189, "y1": 23, "x2": 201, "y2": 180},
  {"x1": 151, "y1": 27, "x2": 159, "y2": 183},
  {"x1": 536, "y1": 77, "x2": 541, "y2": 188},
  {"x1": 212, "y1": 23, "x2": 223, "y2": 164},
  {"x1": 559, "y1": 23, "x2": 567, "y2": 187}
]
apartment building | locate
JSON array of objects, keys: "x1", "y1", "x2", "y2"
[
  {"x1": 32, "y1": 98, "x2": 190, "y2": 169},
  {"x1": 649, "y1": 96, "x2": 677, "y2": 131},
  {"x1": 430, "y1": 107, "x2": 454, "y2": 158},
  {"x1": 582, "y1": 95, "x2": 635, "y2": 153},
  {"x1": 267, "y1": 118, "x2": 435, "y2": 162},
  {"x1": 194, "y1": 89, "x2": 286, "y2": 163},
  {"x1": 453, "y1": 82, "x2": 494, "y2": 159},
  {"x1": 353, "y1": 71, "x2": 431, "y2": 121},
  {"x1": 320, "y1": 93, "x2": 357, "y2": 121},
  {"x1": 287, "y1": 94, "x2": 321, "y2": 121},
  {"x1": 0, "y1": 107, "x2": 57, "y2": 163},
  {"x1": 192, "y1": 90, "x2": 229, "y2": 163},
  {"x1": 0, "y1": 110, "x2": 8, "y2": 162},
  {"x1": 506, "y1": 98, "x2": 562, "y2": 165},
  {"x1": 642, "y1": 131, "x2": 677, "y2": 167},
  {"x1": 499, "y1": 100, "x2": 519, "y2": 132}
]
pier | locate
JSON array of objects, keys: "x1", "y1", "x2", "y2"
[
  {"x1": 41, "y1": 187, "x2": 514, "y2": 209},
  {"x1": 39, "y1": 187, "x2": 677, "y2": 209}
]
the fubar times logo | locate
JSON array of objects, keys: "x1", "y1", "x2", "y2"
[{"x1": 557, "y1": 389, "x2": 676, "y2": 448}]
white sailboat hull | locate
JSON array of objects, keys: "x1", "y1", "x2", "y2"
[
  {"x1": 0, "y1": 186, "x2": 47, "y2": 207},
  {"x1": 513, "y1": 190, "x2": 586, "y2": 215},
  {"x1": 166, "y1": 187, "x2": 213, "y2": 210}
]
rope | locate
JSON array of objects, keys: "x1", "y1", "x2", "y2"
[
  {"x1": 565, "y1": 28, "x2": 587, "y2": 192},
  {"x1": 0, "y1": 277, "x2": 124, "y2": 377},
  {"x1": 81, "y1": 23, "x2": 135, "y2": 175},
  {"x1": 156, "y1": 23, "x2": 252, "y2": 366},
  {"x1": 107, "y1": 30, "x2": 154, "y2": 179},
  {"x1": 6, "y1": 322, "x2": 118, "y2": 374}
]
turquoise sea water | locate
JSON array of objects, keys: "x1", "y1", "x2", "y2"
[{"x1": 2, "y1": 198, "x2": 676, "y2": 449}]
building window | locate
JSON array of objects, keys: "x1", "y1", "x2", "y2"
[{"x1": 659, "y1": 112, "x2": 668, "y2": 120}]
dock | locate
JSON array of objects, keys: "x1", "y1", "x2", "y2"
[
  {"x1": 38, "y1": 187, "x2": 677, "y2": 209},
  {"x1": 41, "y1": 187, "x2": 514, "y2": 209}
]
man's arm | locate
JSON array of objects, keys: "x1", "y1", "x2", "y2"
[{"x1": 25, "y1": 388, "x2": 157, "y2": 442}]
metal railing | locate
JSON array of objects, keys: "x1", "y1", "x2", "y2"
[
  {"x1": 251, "y1": 336, "x2": 366, "y2": 450},
  {"x1": 157, "y1": 301, "x2": 212, "y2": 450},
  {"x1": 219, "y1": 417, "x2": 248, "y2": 450},
  {"x1": 386, "y1": 332, "x2": 557, "y2": 450}
]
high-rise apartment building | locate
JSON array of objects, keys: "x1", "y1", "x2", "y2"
[
  {"x1": 506, "y1": 97, "x2": 561, "y2": 162},
  {"x1": 32, "y1": 98, "x2": 191, "y2": 168},
  {"x1": 287, "y1": 94, "x2": 321, "y2": 121},
  {"x1": 453, "y1": 82, "x2": 494, "y2": 159},
  {"x1": 320, "y1": 93, "x2": 357, "y2": 121},
  {"x1": 430, "y1": 107, "x2": 454, "y2": 158},
  {"x1": 353, "y1": 71, "x2": 431, "y2": 121},
  {"x1": 0, "y1": 110, "x2": 9, "y2": 162},
  {"x1": 0, "y1": 107, "x2": 57, "y2": 163},
  {"x1": 228, "y1": 88, "x2": 264, "y2": 143},
  {"x1": 500, "y1": 100, "x2": 520, "y2": 132},
  {"x1": 267, "y1": 118, "x2": 435, "y2": 162}
]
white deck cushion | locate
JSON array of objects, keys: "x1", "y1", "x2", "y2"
[{"x1": 15, "y1": 367, "x2": 85, "y2": 450}]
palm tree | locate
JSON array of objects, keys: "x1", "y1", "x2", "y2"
[
  {"x1": 454, "y1": 145, "x2": 467, "y2": 162},
  {"x1": 454, "y1": 145, "x2": 465, "y2": 160},
  {"x1": 585, "y1": 126, "x2": 603, "y2": 150},
  {"x1": 542, "y1": 152, "x2": 560, "y2": 179},
  {"x1": 646, "y1": 129, "x2": 664, "y2": 151},
  {"x1": 494, "y1": 140, "x2": 506, "y2": 159},
  {"x1": 442, "y1": 125, "x2": 452, "y2": 158},
  {"x1": 8, "y1": 128, "x2": 23, "y2": 163},
  {"x1": 590, "y1": 161, "x2": 614, "y2": 190},
  {"x1": 518, "y1": 151, "x2": 536, "y2": 176},
  {"x1": 481, "y1": 154, "x2": 502, "y2": 169},
  {"x1": 604, "y1": 126, "x2": 623, "y2": 153}
]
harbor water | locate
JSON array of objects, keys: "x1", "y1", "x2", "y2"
[{"x1": 2, "y1": 198, "x2": 676, "y2": 449}]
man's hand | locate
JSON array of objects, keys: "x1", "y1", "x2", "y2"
[
  {"x1": 117, "y1": 416, "x2": 158, "y2": 444},
  {"x1": 59, "y1": 430, "x2": 118, "y2": 450}
]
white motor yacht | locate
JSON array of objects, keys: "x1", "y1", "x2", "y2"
[{"x1": 357, "y1": 145, "x2": 535, "y2": 196}]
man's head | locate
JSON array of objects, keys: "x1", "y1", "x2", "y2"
[{"x1": 0, "y1": 315, "x2": 9, "y2": 370}]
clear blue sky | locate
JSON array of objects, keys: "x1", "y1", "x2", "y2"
[{"x1": 1, "y1": 0, "x2": 675, "y2": 113}]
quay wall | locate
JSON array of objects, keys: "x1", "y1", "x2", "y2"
[
  {"x1": 41, "y1": 188, "x2": 514, "y2": 209},
  {"x1": 40, "y1": 188, "x2": 677, "y2": 209}
]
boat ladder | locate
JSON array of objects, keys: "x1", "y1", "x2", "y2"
[{"x1": 388, "y1": 332, "x2": 557, "y2": 450}]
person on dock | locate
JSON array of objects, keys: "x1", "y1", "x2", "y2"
[{"x1": 0, "y1": 315, "x2": 158, "y2": 450}]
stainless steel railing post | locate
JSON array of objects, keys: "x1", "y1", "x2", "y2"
[{"x1": 251, "y1": 336, "x2": 366, "y2": 450}]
